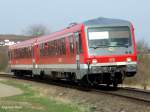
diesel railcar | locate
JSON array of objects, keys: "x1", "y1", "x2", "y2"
[{"x1": 9, "y1": 17, "x2": 137, "y2": 87}]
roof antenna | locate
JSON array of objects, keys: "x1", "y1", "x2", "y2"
[{"x1": 67, "y1": 22, "x2": 78, "y2": 28}]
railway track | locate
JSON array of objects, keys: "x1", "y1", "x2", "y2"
[
  {"x1": 93, "y1": 87, "x2": 150, "y2": 104},
  {"x1": 0, "y1": 73, "x2": 150, "y2": 104},
  {"x1": 0, "y1": 73, "x2": 13, "y2": 77}
]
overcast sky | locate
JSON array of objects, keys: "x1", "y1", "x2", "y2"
[{"x1": 0, "y1": 0, "x2": 149, "y2": 43}]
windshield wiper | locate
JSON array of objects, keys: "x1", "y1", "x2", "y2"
[{"x1": 112, "y1": 43, "x2": 129, "y2": 48}]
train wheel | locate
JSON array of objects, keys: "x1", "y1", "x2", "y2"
[
  {"x1": 14, "y1": 71, "x2": 23, "y2": 78},
  {"x1": 79, "y1": 76, "x2": 92, "y2": 89},
  {"x1": 106, "y1": 83, "x2": 110, "y2": 88},
  {"x1": 39, "y1": 71, "x2": 45, "y2": 79},
  {"x1": 78, "y1": 81, "x2": 91, "y2": 91},
  {"x1": 112, "y1": 81, "x2": 118, "y2": 89}
]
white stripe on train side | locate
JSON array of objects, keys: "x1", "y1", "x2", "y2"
[{"x1": 10, "y1": 61, "x2": 137, "y2": 69}]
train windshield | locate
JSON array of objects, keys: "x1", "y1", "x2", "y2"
[{"x1": 88, "y1": 26, "x2": 132, "y2": 49}]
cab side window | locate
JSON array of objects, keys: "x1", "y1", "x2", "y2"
[
  {"x1": 79, "y1": 33, "x2": 83, "y2": 53},
  {"x1": 75, "y1": 32, "x2": 83, "y2": 54}
]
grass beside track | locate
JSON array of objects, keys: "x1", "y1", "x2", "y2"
[{"x1": 0, "y1": 79, "x2": 84, "y2": 112}]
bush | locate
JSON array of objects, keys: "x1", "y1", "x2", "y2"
[{"x1": 124, "y1": 39, "x2": 150, "y2": 89}]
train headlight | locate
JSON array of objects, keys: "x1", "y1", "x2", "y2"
[
  {"x1": 126, "y1": 57, "x2": 132, "y2": 62},
  {"x1": 92, "y1": 59, "x2": 97, "y2": 64}
]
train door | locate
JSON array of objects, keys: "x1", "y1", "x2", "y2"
[
  {"x1": 74, "y1": 32, "x2": 80, "y2": 70},
  {"x1": 32, "y1": 42, "x2": 40, "y2": 75},
  {"x1": 32, "y1": 43, "x2": 39, "y2": 69}
]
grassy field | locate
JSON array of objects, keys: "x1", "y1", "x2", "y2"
[{"x1": 0, "y1": 80, "x2": 85, "y2": 112}]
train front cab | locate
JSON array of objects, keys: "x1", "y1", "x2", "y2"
[{"x1": 79, "y1": 21, "x2": 137, "y2": 87}]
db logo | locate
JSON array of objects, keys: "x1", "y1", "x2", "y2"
[
  {"x1": 108, "y1": 47, "x2": 114, "y2": 52},
  {"x1": 109, "y1": 58, "x2": 115, "y2": 62}
]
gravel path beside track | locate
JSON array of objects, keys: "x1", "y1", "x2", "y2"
[{"x1": 0, "y1": 82, "x2": 23, "y2": 97}]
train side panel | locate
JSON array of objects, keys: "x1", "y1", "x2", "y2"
[{"x1": 32, "y1": 24, "x2": 87, "y2": 80}]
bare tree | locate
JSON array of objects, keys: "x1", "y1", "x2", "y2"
[
  {"x1": 137, "y1": 39, "x2": 149, "y2": 53},
  {"x1": 25, "y1": 24, "x2": 50, "y2": 37}
]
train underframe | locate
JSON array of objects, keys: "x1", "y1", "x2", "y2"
[{"x1": 11, "y1": 64, "x2": 136, "y2": 88}]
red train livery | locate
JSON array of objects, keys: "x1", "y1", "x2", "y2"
[{"x1": 9, "y1": 17, "x2": 137, "y2": 87}]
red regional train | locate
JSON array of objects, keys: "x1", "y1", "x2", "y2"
[{"x1": 9, "y1": 17, "x2": 137, "y2": 87}]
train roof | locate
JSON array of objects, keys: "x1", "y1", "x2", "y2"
[
  {"x1": 9, "y1": 17, "x2": 132, "y2": 49},
  {"x1": 83, "y1": 17, "x2": 131, "y2": 27},
  {"x1": 9, "y1": 37, "x2": 37, "y2": 49},
  {"x1": 9, "y1": 24, "x2": 83, "y2": 49},
  {"x1": 36, "y1": 24, "x2": 83, "y2": 44},
  {"x1": 34, "y1": 18, "x2": 132, "y2": 44}
]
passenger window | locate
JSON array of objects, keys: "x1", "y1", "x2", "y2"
[
  {"x1": 79, "y1": 33, "x2": 83, "y2": 53},
  {"x1": 44, "y1": 43, "x2": 48, "y2": 56},
  {"x1": 61, "y1": 38, "x2": 66, "y2": 55},
  {"x1": 40, "y1": 44, "x2": 44, "y2": 57},
  {"x1": 69, "y1": 36, "x2": 74, "y2": 55}
]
